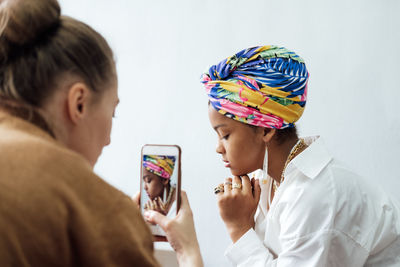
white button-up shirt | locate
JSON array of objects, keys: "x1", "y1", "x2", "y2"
[{"x1": 225, "y1": 136, "x2": 400, "y2": 266}]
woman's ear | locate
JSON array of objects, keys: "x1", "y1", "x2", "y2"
[
  {"x1": 161, "y1": 178, "x2": 169, "y2": 186},
  {"x1": 66, "y1": 82, "x2": 91, "y2": 124},
  {"x1": 262, "y1": 128, "x2": 276, "y2": 143}
]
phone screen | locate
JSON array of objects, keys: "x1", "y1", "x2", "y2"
[{"x1": 140, "y1": 144, "x2": 181, "y2": 237}]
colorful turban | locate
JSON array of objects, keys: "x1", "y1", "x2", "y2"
[
  {"x1": 143, "y1": 155, "x2": 176, "y2": 179},
  {"x1": 201, "y1": 45, "x2": 309, "y2": 129}
]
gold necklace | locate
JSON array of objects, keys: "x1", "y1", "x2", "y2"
[{"x1": 273, "y1": 139, "x2": 306, "y2": 193}]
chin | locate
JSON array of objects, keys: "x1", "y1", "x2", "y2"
[
  {"x1": 230, "y1": 169, "x2": 247, "y2": 177},
  {"x1": 230, "y1": 167, "x2": 258, "y2": 177}
]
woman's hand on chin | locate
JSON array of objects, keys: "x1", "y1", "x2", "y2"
[
  {"x1": 145, "y1": 197, "x2": 167, "y2": 215},
  {"x1": 216, "y1": 175, "x2": 261, "y2": 243}
]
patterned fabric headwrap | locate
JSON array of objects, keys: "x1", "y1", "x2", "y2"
[
  {"x1": 143, "y1": 155, "x2": 176, "y2": 179},
  {"x1": 201, "y1": 45, "x2": 309, "y2": 129}
]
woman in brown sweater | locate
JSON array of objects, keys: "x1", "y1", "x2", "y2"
[{"x1": 0, "y1": 0, "x2": 201, "y2": 266}]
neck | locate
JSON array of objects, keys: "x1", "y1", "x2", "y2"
[
  {"x1": 39, "y1": 108, "x2": 68, "y2": 144},
  {"x1": 267, "y1": 137, "x2": 299, "y2": 183}
]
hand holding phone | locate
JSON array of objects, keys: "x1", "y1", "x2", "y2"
[
  {"x1": 140, "y1": 144, "x2": 181, "y2": 237},
  {"x1": 144, "y1": 191, "x2": 204, "y2": 266}
]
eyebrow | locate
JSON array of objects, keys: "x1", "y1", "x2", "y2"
[{"x1": 213, "y1": 124, "x2": 227, "y2": 131}]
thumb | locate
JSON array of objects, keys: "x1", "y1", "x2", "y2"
[
  {"x1": 144, "y1": 210, "x2": 170, "y2": 229},
  {"x1": 178, "y1": 191, "x2": 191, "y2": 213}
]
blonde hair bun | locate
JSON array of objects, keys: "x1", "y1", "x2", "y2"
[{"x1": 0, "y1": 0, "x2": 60, "y2": 59}]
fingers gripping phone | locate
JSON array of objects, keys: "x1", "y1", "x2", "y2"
[{"x1": 140, "y1": 144, "x2": 181, "y2": 237}]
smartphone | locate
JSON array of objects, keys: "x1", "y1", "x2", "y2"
[{"x1": 140, "y1": 144, "x2": 181, "y2": 237}]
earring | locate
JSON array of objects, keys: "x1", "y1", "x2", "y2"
[{"x1": 262, "y1": 146, "x2": 268, "y2": 181}]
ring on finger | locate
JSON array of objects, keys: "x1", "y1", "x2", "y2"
[
  {"x1": 224, "y1": 181, "x2": 232, "y2": 186},
  {"x1": 214, "y1": 185, "x2": 224, "y2": 194},
  {"x1": 232, "y1": 183, "x2": 242, "y2": 189}
]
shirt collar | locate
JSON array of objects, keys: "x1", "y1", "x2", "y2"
[{"x1": 285, "y1": 136, "x2": 332, "y2": 179}]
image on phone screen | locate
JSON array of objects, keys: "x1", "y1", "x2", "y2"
[{"x1": 140, "y1": 145, "x2": 181, "y2": 237}]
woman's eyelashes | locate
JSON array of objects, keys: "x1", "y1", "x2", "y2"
[{"x1": 216, "y1": 127, "x2": 230, "y2": 140}]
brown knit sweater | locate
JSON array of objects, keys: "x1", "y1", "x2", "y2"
[{"x1": 0, "y1": 111, "x2": 160, "y2": 267}]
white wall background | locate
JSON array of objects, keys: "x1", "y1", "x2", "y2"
[{"x1": 59, "y1": 0, "x2": 400, "y2": 266}]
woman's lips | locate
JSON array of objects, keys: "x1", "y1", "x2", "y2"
[{"x1": 223, "y1": 160, "x2": 230, "y2": 168}]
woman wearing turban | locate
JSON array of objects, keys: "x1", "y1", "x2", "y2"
[
  {"x1": 199, "y1": 46, "x2": 399, "y2": 266},
  {"x1": 142, "y1": 155, "x2": 177, "y2": 216},
  {"x1": 144, "y1": 45, "x2": 400, "y2": 266}
]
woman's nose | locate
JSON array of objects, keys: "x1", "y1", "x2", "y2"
[{"x1": 215, "y1": 140, "x2": 224, "y2": 154}]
